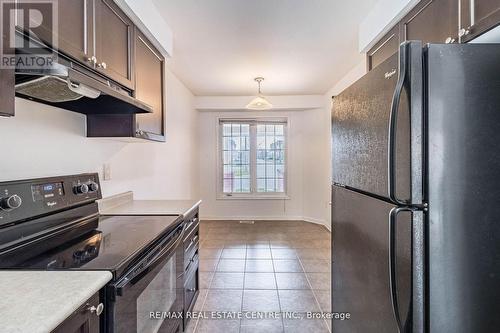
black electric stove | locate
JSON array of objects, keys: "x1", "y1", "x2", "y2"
[
  {"x1": 0, "y1": 173, "x2": 187, "y2": 333},
  {"x1": 0, "y1": 174, "x2": 182, "y2": 277},
  {"x1": 0, "y1": 214, "x2": 181, "y2": 277}
]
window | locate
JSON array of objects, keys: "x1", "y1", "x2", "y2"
[
  {"x1": 219, "y1": 119, "x2": 287, "y2": 198},
  {"x1": 221, "y1": 123, "x2": 251, "y2": 193}
]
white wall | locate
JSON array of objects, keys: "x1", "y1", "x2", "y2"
[
  {"x1": 327, "y1": 60, "x2": 367, "y2": 97},
  {"x1": 300, "y1": 106, "x2": 332, "y2": 227},
  {"x1": 197, "y1": 96, "x2": 332, "y2": 228},
  {"x1": 0, "y1": 69, "x2": 199, "y2": 200}
]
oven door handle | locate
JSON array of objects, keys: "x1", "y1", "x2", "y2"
[
  {"x1": 147, "y1": 221, "x2": 187, "y2": 270},
  {"x1": 113, "y1": 221, "x2": 187, "y2": 296}
]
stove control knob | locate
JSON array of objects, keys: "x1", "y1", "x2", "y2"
[
  {"x1": 88, "y1": 182, "x2": 99, "y2": 193},
  {"x1": 0, "y1": 195, "x2": 22, "y2": 210},
  {"x1": 74, "y1": 184, "x2": 89, "y2": 194}
]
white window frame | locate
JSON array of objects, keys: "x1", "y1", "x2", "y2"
[{"x1": 216, "y1": 117, "x2": 290, "y2": 200}]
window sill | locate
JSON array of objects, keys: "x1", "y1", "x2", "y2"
[{"x1": 217, "y1": 194, "x2": 290, "y2": 200}]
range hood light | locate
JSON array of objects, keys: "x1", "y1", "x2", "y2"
[{"x1": 68, "y1": 80, "x2": 100, "y2": 99}]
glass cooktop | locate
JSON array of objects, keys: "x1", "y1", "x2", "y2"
[{"x1": 0, "y1": 215, "x2": 182, "y2": 277}]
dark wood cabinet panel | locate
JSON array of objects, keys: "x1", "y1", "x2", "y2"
[
  {"x1": 56, "y1": 0, "x2": 94, "y2": 63},
  {"x1": 461, "y1": 0, "x2": 500, "y2": 42},
  {"x1": 0, "y1": 19, "x2": 14, "y2": 117},
  {"x1": 367, "y1": 25, "x2": 400, "y2": 71},
  {"x1": 401, "y1": 0, "x2": 459, "y2": 44},
  {"x1": 134, "y1": 28, "x2": 165, "y2": 141},
  {"x1": 35, "y1": 0, "x2": 94, "y2": 64},
  {"x1": 35, "y1": 0, "x2": 135, "y2": 87},
  {"x1": 95, "y1": 0, "x2": 135, "y2": 89},
  {"x1": 52, "y1": 293, "x2": 101, "y2": 333},
  {"x1": 0, "y1": 69, "x2": 14, "y2": 117}
]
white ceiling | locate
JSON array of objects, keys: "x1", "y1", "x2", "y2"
[{"x1": 153, "y1": 0, "x2": 378, "y2": 96}]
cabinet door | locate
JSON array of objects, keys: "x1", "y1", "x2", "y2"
[
  {"x1": 134, "y1": 29, "x2": 165, "y2": 141},
  {"x1": 95, "y1": 0, "x2": 135, "y2": 89},
  {"x1": 367, "y1": 25, "x2": 400, "y2": 71},
  {"x1": 37, "y1": 0, "x2": 94, "y2": 64},
  {"x1": 52, "y1": 293, "x2": 101, "y2": 333},
  {"x1": 401, "y1": 0, "x2": 459, "y2": 44},
  {"x1": 56, "y1": 0, "x2": 94, "y2": 64},
  {"x1": 0, "y1": 18, "x2": 14, "y2": 117},
  {"x1": 0, "y1": 70, "x2": 14, "y2": 117},
  {"x1": 460, "y1": 0, "x2": 500, "y2": 42}
]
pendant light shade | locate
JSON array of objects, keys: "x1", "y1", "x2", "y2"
[
  {"x1": 246, "y1": 77, "x2": 273, "y2": 110},
  {"x1": 246, "y1": 95, "x2": 273, "y2": 110}
]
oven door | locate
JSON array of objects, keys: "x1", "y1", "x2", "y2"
[{"x1": 107, "y1": 222, "x2": 186, "y2": 333}]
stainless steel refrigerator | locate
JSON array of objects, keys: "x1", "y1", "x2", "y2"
[{"x1": 331, "y1": 41, "x2": 500, "y2": 333}]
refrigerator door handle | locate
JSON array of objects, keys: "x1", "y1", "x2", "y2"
[
  {"x1": 388, "y1": 43, "x2": 410, "y2": 206},
  {"x1": 389, "y1": 206, "x2": 415, "y2": 333}
]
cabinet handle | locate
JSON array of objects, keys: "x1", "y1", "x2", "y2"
[
  {"x1": 445, "y1": 37, "x2": 456, "y2": 44},
  {"x1": 187, "y1": 288, "x2": 196, "y2": 292},
  {"x1": 86, "y1": 56, "x2": 97, "y2": 64},
  {"x1": 87, "y1": 303, "x2": 104, "y2": 316},
  {"x1": 458, "y1": 28, "x2": 471, "y2": 37}
]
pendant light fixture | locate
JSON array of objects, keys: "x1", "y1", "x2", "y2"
[{"x1": 246, "y1": 77, "x2": 273, "y2": 110}]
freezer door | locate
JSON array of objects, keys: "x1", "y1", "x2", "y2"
[
  {"x1": 331, "y1": 185, "x2": 413, "y2": 332},
  {"x1": 427, "y1": 43, "x2": 500, "y2": 333},
  {"x1": 332, "y1": 42, "x2": 423, "y2": 205},
  {"x1": 332, "y1": 53, "x2": 409, "y2": 200}
]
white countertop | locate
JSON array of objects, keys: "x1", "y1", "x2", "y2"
[
  {"x1": 0, "y1": 270, "x2": 112, "y2": 333},
  {"x1": 98, "y1": 192, "x2": 201, "y2": 217}
]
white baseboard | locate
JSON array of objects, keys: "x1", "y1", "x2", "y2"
[
  {"x1": 201, "y1": 215, "x2": 331, "y2": 232},
  {"x1": 201, "y1": 215, "x2": 305, "y2": 221},
  {"x1": 303, "y1": 216, "x2": 331, "y2": 232}
]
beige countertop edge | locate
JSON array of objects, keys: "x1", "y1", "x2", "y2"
[
  {"x1": 0, "y1": 270, "x2": 112, "y2": 333},
  {"x1": 98, "y1": 195, "x2": 202, "y2": 218}
]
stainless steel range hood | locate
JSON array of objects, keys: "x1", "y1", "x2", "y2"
[{"x1": 14, "y1": 40, "x2": 152, "y2": 115}]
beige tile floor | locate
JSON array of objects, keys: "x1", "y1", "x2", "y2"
[{"x1": 186, "y1": 220, "x2": 332, "y2": 333}]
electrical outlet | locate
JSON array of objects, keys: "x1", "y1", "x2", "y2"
[{"x1": 103, "y1": 163, "x2": 111, "y2": 180}]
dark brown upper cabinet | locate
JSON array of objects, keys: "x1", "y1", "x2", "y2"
[
  {"x1": 401, "y1": 0, "x2": 459, "y2": 44},
  {"x1": 94, "y1": 0, "x2": 135, "y2": 90},
  {"x1": 460, "y1": 0, "x2": 500, "y2": 42},
  {"x1": 34, "y1": 0, "x2": 94, "y2": 66},
  {"x1": 0, "y1": 23, "x2": 14, "y2": 117},
  {"x1": 0, "y1": 69, "x2": 14, "y2": 117},
  {"x1": 367, "y1": 0, "x2": 473, "y2": 71},
  {"x1": 0, "y1": 10, "x2": 14, "y2": 117},
  {"x1": 86, "y1": 28, "x2": 165, "y2": 142},
  {"x1": 367, "y1": 25, "x2": 400, "y2": 71},
  {"x1": 133, "y1": 28, "x2": 165, "y2": 141},
  {"x1": 36, "y1": 0, "x2": 134, "y2": 90},
  {"x1": 367, "y1": 0, "x2": 500, "y2": 69}
]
